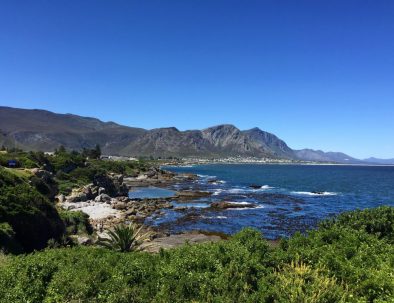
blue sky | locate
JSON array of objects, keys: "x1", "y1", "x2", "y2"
[{"x1": 0, "y1": 1, "x2": 393, "y2": 159}]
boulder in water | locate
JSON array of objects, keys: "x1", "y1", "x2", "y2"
[{"x1": 210, "y1": 201, "x2": 257, "y2": 209}]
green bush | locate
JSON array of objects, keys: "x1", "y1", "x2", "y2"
[
  {"x1": 2, "y1": 207, "x2": 393, "y2": 302},
  {"x1": 320, "y1": 206, "x2": 394, "y2": 243},
  {"x1": 0, "y1": 168, "x2": 65, "y2": 252},
  {"x1": 266, "y1": 261, "x2": 350, "y2": 302},
  {"x1": 282, "y1": 227, "x2": 394, "y2": 301},
  {"x1": 0, "y1": 223, "x2": 22, "y2": 254},
  {"x1": 59, "y1": 210, "x2": 93, "y2": 236}
]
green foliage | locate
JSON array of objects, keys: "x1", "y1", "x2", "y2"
[
  {"x1": 97, "y1": 224, "x2": 151, "y2": 252},
  {"x1": 82, "y1": 144, "x2": 101, "y2": 159},
  {"x1": 1, "y1": 207, "x2": 394, "y2": 302},
  {"x1": 59, "y1": 210, "x2": 93, "y2": 236},
  {"x1": 281, "y1": 227, "x2": 394, "y2": 301},
  {"x1": 2, "y1": 151, "x2": 393, "y2": 302},
  {"x1": 320, "y1": 206, "x2": 394, "y2": 243},
  {"x1": 0, "y1": 223, "x2": 22, "y2": 254},
  {"x1": 50, "y1": 149, "x2": 86, "y2": 173},
  {"x1": 0, "y1": 168, "x2": 65, "y2": 253},
  {"x1": 0, "y1": 149, "x2": 150, "y2": 195},
  {"x1": 266, "y1": 261, "x2": 350, "y2": 303},
  {"x1": 0, "y1": 151, "x2": 37, "y2": 168}
]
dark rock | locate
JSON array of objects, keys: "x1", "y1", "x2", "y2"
[
  {"x1": 125, "y1": 208, "x2": 137, "y2": 216},
  {"x1": 93, "y1": 174, "x2": 128, "y2": 197},
  {"x1": 208, "y1": 179, "x2": 218, "y2": 184},
  {"x1": 95, "y1": 193, "x2": 111, "y2": 203},
  {"x1": 58, "y1": 194, "x2": 65, "y2": 203},
  {"x1": 113, "y1": 202, "x2": 127, "y2": 210},
  {"x1": 249, "y1": 184, "x2": 261, "y2": 189},
  {"x1": 311, "y1": 191, "x2": 325, "y2": 195},
  {"x1": 146, "y1": 170, "x2": 157, "y2": 178},
  {"x1": 175, "y1": 190, "x2": 211, "y2": 200},
  {"x1": 210, "y1": 201, "x2": 257, "y2": 209}
]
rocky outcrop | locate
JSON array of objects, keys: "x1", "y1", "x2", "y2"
[
  {"x1": 123, "y1": 169, "x2": 178, "y2": 187},
  {"x1": 175, "y1": 190, "x2": 211, "y2": 201},
  {"x1": 65, "y1": 173, "x2": 129, "y2": 203},
  {"x1": 249, "y1": 184, "x2": 262, "y2": 189},
  {"x1": 62, "y1": 196, "x2": 173, "y2": 231},
  {"x1": 210, "y1": 201, "x2": 257, "y2": 209},
  {"x1": 93, "y1": 173, "x2": 128, "y2": 197}
]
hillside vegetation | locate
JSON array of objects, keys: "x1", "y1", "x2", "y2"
[
  {"x1": 0, "y1": 207, "x2": 393, "y2": 302},
  {"x1": 0, "y1": 148, "x2": 153, "y2": 253}
]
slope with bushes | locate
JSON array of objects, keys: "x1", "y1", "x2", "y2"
[
  {"x1": 0, "y1": 168, "x2": 65, "y2": 253},
  {"x1": 0, "y1": 207, "x2": 393, "y2": 302}
]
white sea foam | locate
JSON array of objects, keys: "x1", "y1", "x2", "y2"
[
  {"x1": 225, "y1": 185, "x2": 274, "y2": 194},
  {"x1": 202, "y1": 215, "x2": 228, "y2": 219},
  {"x1": 291, "y1": 191, "x2": 338, "y2": 196},
  {"x1": 197, "y1": 174, "x2": 216, "y2": 178},
  {"x1": 209, "y1": 180, "x2": 227, "y2": 185},
  {"x1": 227, "y1": 188, "x2": 246, "y2": 194},
  {"x1": 260, "y1": 185, "x2": 274, "y2": 190},
  {"x1": 212, "y1": 189, "x2": 224, "y2": 196}
]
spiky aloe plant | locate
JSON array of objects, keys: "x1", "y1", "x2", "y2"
[{"x1": 97, "y1": 224, "x2": 151, "y2": 252}]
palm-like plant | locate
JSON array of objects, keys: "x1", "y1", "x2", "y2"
[{"x1": 97, "y1": 224, "x2": 151, "y2": 252}]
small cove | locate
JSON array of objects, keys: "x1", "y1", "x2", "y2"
[{"x1": 128, "y1": 187, "x2": 176, "y2": 199}]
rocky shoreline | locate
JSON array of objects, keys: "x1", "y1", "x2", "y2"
[{"x1": 56, "y1": 166, "x2": 226, "y2": 250}]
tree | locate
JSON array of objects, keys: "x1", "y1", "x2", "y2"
[
  {"x1": 97, "y1": 224, "x2": 152, "y2": 252},
  {"x1": 93, "y1": 144, "x2": 101, "y2": 159},
  {"x1": 81, "y1": 145, "x2": 101, "y2": 159},
  {"x1": 55, "y1": 145, "x2": 66, "y2": 155}
]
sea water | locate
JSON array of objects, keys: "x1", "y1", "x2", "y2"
[{"x1": 146, "y1": 164, "x2": 394, "y2": 239}]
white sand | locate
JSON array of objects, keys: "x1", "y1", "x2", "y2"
[{"x1": 62, "y1": 202, "x2": 121, "y2": 220}]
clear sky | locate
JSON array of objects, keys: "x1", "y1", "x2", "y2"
[{"x1": 0, "y1": 1, "x2": 393, "y2": 159}]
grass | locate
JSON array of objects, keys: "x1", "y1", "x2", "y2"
[{"x1": 3, "y1": 167, "x2": 32, "y2": 179}]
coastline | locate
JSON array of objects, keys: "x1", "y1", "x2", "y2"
[
  {"x1": 57, "y1": 161, "x2": 394, "y2": 251},
  {"x1": 165, "y1": 159, "x2": 394, "y2": 167}
]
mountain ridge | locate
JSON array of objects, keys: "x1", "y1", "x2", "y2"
[{"x1": 0, "y1": 106, "x2": 385, "y2": 163}]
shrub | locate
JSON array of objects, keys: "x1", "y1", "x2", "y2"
[
  {"x1": 0, "y1": 223, "x2": 22, "y2": 254},
  {"x1": 0, "y1": 205, "x2": 393, "y2": 302},
  {"x1": 320, "y1": 206, "x2": 394, "y2": 243},
  {"x1": 59, "y1": 210, "x2": 93, "y2": 236},
  {"x1": 267, "y1": 261, "x2": 350, "y2": 302},
  {"x1": 97, "y1": 224, "x2": 152, "y2": 252},
  {"x1": 0, "y1": 168, "x2": 65, "y2": 252}
]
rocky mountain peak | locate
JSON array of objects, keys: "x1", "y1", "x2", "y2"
[{"x1": 0, "y1": 106, "x2": 365, "y2": 163}]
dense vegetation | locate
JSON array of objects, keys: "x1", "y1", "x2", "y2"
[
  {"x1": 0, "y1": 148, "x2": 153, "y2": 253},
  {"x1": 0, "y1": 168, "x2": 64, "y2": 253},
  {"x1": 0, "y1": 148, "x2": 153, "y2": 194},
  {"x1": 0, "y1": 207, "x2": 393, "y2": 302}
]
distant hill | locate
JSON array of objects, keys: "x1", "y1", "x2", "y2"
[
  {"x1": 293, "y1": 149, "x2": 363, "y2": 163},
  {"x1": 363, "y1": 157, "x2": 394, "y2": 165},
  {"x1": 0, "y1": 106, "x2": 377, "y2": 163}
]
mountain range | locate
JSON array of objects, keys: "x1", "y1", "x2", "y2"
[{"x1": 0, "y1": 106, "x2": 392, "y2": 164}]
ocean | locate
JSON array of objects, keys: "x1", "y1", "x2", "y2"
[{"x1": 145, "y1": 164, "x2": 394, "y2": 239}]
